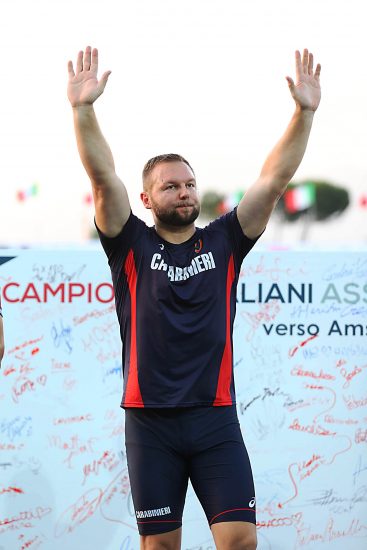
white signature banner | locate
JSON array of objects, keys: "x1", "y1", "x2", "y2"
[{"x1": 0, "y1": 249, "x2": 366, "y2": 550}]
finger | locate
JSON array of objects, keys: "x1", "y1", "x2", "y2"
[
  {"x1": 302, "y1": 48, "x2": 309, "y2": 74},
  {"x1": 314, "y1": 63, "x2": 321, "y2": 80},
  {"x1": 294, "y1": 50, "x2": 302, "y2": 80},
  {"x1": 75, "y1": 50, "x2": 83, "y2": 75},
  {"x1": 98, "y1": 70, "x2": 112, "y2": 93},
  {"x1": 286, "y1": 76, "x2": 295, "y2": 92},
  {"x1": 308, "y1": 52, "x2": 314, "y2": 75},
  {"x1": 90, "y1": 47, "x2": 99, "y2": 73},
  {"x1": 67, "y1": 60, "x2": 75, "y2": 79},
  {"x1": 84, "y1": 45, "x2": 92, "y2": 71}
]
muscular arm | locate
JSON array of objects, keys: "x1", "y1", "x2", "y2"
[
  {"x1": 237, "y1": 49, "x2": 321, "y2": 239},
  {"x1": 68, "y1": 47, "x2": 130, "y2": 237}
]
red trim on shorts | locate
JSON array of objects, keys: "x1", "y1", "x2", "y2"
[
  {"x1": 210, "y1": 507, "x2": 256, "y2": 524},
  {"x1": 213, "y1": 254, "x2": 235, "y2": 406},
  {"x1": 123, "y1": 249, "x2": 144, "y2": 407}
]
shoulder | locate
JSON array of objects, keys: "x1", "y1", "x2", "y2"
[
  {"x1": 96, "y1": 212, "x2": 151, "y2": 267},
  {"x1": 202, "y1": 209, "x2": 242, "y2": 236}
]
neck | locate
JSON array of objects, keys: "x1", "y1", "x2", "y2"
[{"x1": 154, "y1": 221, "x2": 196, "y2": 244}]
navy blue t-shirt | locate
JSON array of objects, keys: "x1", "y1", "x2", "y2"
[{"x1": 97, "y1": 209, "x2": 260, "y2": 408}]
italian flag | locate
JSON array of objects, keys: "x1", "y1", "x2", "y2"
[{"x1": 284, "y1": 183, "x2": 316, "y2": 213}]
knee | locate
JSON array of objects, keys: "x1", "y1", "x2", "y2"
[
  {"x1": 141, "y1": 542, "x2": 167, "y2": 550},
  {"x1": 140, "y1": 533, "x2": 180, "y2": 550},
  {"x1": 244, "y1": 535, "x2": 257, "y2": 550},
  {"x1": 141, "y1": 539, "x2": 170, "y2": 550},
  {"x1": 227, "y1": 532, "x2": 257, "y2": 550}
]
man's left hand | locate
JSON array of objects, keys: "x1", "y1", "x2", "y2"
[{"x1": 286, "y1": 49, "x2": 321, "y2": 112}]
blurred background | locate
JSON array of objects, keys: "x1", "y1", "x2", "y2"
[{"x1": 0, "y1": 0, "x2": 366, "y2": 248}]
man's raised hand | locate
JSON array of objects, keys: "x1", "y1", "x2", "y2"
[
  {"x1": 286, "y1": 49, "x2": 321, "y2": 112},
  {"x1": 67, "y1": 46, "x2": 111, "y2": 108}
]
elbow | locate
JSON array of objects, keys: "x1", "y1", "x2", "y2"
[
  {"x1": 271, "y1": 176, "x2": 294, "y2": 199},
  {"x1": 261, "y1": 176, "x2": 288, "y2": 202}
]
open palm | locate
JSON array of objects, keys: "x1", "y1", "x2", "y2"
[
  {"x1": 67, "y1": 46, "x2": 111, "y2": 107},
  {"x1": 286, "y1": 49, "x2": 321, "y2": 112}
]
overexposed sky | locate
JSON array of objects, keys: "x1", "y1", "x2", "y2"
[{"x1": 0, "y1": 0, "x2": 366, "y2": 243}]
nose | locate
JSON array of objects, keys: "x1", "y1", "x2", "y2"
[{"x1": 178, "y1": 185, "x2": 190, "y2": 199}]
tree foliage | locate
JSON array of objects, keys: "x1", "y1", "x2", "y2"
[
  {"x1": 200, "y1": 190, "x2": 225, "y2": 220},
  {"x1": 276, "y1": 180, "x2": 350, "y2": 222}
]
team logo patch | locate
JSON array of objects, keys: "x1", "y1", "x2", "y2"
[{"x1": 194, "y1": 239, "x2": 203, "y2": 253}]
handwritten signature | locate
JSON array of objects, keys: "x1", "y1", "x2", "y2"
[
  {"x1": 51, "y1": 320, "x2": 73, "y2": 354},
  {"x1": 55, "y1": 469, "x2": 136, "y2": 538}
]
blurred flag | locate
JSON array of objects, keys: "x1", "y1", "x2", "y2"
[
  {"x1": 83, "y1": 192, "x2": 93, "y2": 206},
  {"x1": 16, "y1": 183, "x2": 39, "y2": 202},
  {"x1": 218, "y1": 190, "x2": 244, "y2": 214},
  {"x1": 284, "y1": 182, "x2": 316, "y2": 214}
]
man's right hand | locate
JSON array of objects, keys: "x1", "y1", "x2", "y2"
[{"x1": 67, "y1": 46, "x2": 111, "y2": 108}]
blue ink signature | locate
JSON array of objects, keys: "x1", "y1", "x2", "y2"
[{"x1": 51, "y1": 320, "x2": 73, "y2": 354}]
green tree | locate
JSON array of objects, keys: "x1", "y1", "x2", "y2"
[
  {"x1": 276, "y1": 180, "x2": 350, "y2": 222},
  {"x1": 200, "y1": 190, "x2": 225, "y2": 219}
]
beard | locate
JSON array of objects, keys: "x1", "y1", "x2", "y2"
[{"x1": 151, "y1": 201, "x2": 200, "y2": 227}]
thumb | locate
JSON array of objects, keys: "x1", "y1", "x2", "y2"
[
  {"x1": 286, "y1": 76, "x2": 295, "y2": 92},
  {"x1": 98, "y1": 70, "x2": 112, "y2": 93}
]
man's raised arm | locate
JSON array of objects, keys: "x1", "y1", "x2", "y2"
[
  {"x1": 237, "y1": 49, "x2": 321, "y2": 239},
  {"x1": 67, "y1": 46, "x2": 130, "y2": 237}
]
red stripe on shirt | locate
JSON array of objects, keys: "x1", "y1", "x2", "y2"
[
  {"x1": 123, "y1": 249, "x2": 144, "y2": 407},
  {"x1": 213, "y1": 254, "x2": 235, "y2": 406}
]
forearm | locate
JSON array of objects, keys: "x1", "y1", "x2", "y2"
[
  {"x1": 260, "y1": 106, "x2": 315, "y2": 195},
  {"x1": 72, "y1": 104, "x2": 116, "y2": 185}
]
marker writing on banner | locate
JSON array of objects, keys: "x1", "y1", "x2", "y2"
[
  {"x1": 0, "y1": 416, "x2": 32, "y2": 441},
  {"x1": 353, "y1": 455, "x2": 367, "y2": 485},
  {"x1": 55, "y1": 469, "x2": 136, "y2": 538},
  {"x1": 51, "y1": 320, "x2": 73, "y2": 354},
  {"x1": 241, "y1": 301, "x2": 281, "y2": 341},
  {"x1": 32, "y1": 263, "x2": 86, "y2": 283},
  {"x1": 120, "y1": 535, "x2": 136, "y2": 550}
]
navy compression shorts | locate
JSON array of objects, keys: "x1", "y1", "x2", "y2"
[{"x1": 125, "y1": 405, "x2": 256, "y2": 536}]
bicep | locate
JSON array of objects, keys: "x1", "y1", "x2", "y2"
[
  {"x1": 93, "y1": 174, "x2": 131, "y2": 237},
  {"x1": 236, "y1": 176, "x2": 280, "y2": 239}
]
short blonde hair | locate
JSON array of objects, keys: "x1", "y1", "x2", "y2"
[{"x1": 142, "y1": 154, "x2": 195, "y2": 191}]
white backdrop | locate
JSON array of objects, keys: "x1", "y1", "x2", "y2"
[{"x1": 0, "y1": 248, "x2": 366, "y2": 550}]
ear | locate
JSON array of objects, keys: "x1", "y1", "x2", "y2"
[{"x1": 140, "y1": 191, "x2": 151, "y2": 210}]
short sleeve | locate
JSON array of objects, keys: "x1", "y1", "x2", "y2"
[
  {"x1": 95, "y1": 212, "x2": 147, "y2": 272},
  {"x1": 206, "y1": 207, "x2": 263, "y2": 265}
]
